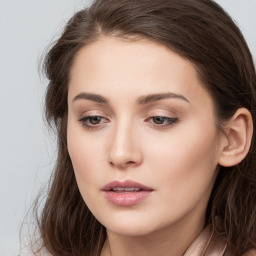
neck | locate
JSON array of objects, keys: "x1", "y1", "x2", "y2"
[{"x1": 101, "y1": 214, "x2": 205, "y2": 256}]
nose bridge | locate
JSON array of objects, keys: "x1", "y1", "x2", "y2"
[{"x1": 108, "y1": 117, "x2": 142, "y2": 168}]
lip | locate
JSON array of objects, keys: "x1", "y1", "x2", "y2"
[{"x1": 102, "y1": 180, "x2": 153, "y2": 206}]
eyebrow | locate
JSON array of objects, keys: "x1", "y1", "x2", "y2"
[
  {"x1": 137, "y1": 92, "x2": 189, "y2": 104},
  {"x1": 72, "y1": 92, "x2": 189, "y2": 105},
  {"x1": 73, "y1": 92, "x2": 109, "y2": 104}
]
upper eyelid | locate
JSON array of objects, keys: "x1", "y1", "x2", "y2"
[
  {"x1": 79, "y1": 113, "x2": 175, "y2": 119},
  {"x1": 146, "y1": 116, "x2": 179, "y2": 123},
  {"x1": 73, "y1": 97, "x2": 183, "y2": 116},
  {"x1": 79, "y1": 115, "x2": 109, "y2": 121},
  {"x1": 78, "y1": 111, "x2": 109, "y2": 119},
  {"x1": 76, "y1": 103, "x2": 178, "y2": 117},
  {"x1": 79, "y1": 114, "x2": 177, "y2": 124},
  {"x1": 78, "y1": 107, "x2": 178, "y2": 118},
  {"x1": 73, "y1": 100, "x2": 181, "y2": 113}
]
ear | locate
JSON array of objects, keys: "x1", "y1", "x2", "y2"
[{"x1": 218, "y1": 108, "x2": 253, "y2": 167}]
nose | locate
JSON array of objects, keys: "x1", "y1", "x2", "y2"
[{"x1": 108, "y1": 122, "x2": 143, "y2": 169}]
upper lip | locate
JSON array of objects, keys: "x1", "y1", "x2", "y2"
[{"x1": 102, "y1": 180, "x2": 153, "y2": 191}]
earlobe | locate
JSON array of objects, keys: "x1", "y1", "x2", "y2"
[{"x1": 218, "y1": 108, "x2": 253, "y2": 167}]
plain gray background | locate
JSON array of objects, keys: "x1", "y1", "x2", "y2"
[{"x1": 0, "y1": 1, "x2": 255, "y2": 255}]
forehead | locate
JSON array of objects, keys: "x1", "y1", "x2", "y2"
[{"x1": 68, "y1": 36, "x2": 212, "y2": 108}]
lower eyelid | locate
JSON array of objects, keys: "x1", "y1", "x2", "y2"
[
  {"x1": 78, "y1": 115, "x2": 108, "y2": 128},
  {"x1": 147, "y1": 116, "x2": 179, "y2": 127}
]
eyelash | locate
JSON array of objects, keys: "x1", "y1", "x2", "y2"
[
  {"x1": 79, "y1": 116, "x2": 109, "y2": 130},
  {"x1": 79, "y1": 115, "x2": 179, "y2": 130},
  {"x1": 146, "y1": 116, "x2": 179, "y2": 129}
]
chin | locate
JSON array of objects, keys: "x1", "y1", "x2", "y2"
[
  {"x1": 106, "y1": 222, "x2": 157, "y2": 237},
  {"x1": 98, "y1": 211, "x2": 171, "y2": 237}
]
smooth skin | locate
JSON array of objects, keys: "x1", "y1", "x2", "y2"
[{"x1": 67, "y1": 36, "x2": 252, "y2": 256}]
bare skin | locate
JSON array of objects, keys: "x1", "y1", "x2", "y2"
[{"x1": 67, "y1": 36, "x2": 251, "y2": 256}]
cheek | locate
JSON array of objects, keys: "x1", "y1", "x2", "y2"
[
  {"x1": 144, "y1": 120, "x2": 219, "y2": 204},
  {"x1": 67, "y1": 121, "x2": 105, "y2": 206},
  {"x1": 67, "y1": 115, "x2": 106, "y2": 173},
  {"x1": 68, "y1": 133, "x2": 101, "y2": 173}
]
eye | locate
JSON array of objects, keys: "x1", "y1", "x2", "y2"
[
  {"x1": 146, "y1": 116, "x2": 179, "y2": 128},
  {"x1": 79, "y1": 115, "x2": 109, "y2": 130}
]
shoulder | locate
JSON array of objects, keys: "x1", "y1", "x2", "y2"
[
  {"x1": 242, "y1": 249, "x2": 256, "y2": 256},
  {"x1": 185, "y1": 224, "x2": 256, "y2": 256},
  {"x1": 224, "y1": 247, "x2": 256, "y2": 256}
]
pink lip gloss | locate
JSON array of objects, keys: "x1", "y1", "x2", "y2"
[
  {"x1": 102, "y1": 180, "x2": 153, "y2": 206},
  {"x1": 104, "y1": 190, "x2": 152, "y2": 206}
]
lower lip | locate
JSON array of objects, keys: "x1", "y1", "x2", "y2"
[{"x1": 104, "y1": 191, "x2": 152, "y2": 206}]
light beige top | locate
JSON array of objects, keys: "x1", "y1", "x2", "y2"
[
  {"x1": 20, "y1": 225, "x2": 256, "y2": 256},
  {"x1": 184, "y1": 224, "x2": 256, "y2": 256}
]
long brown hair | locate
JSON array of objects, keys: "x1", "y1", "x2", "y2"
[{"x1": 36, "y1": 0, "x2": 256, "y2": 255}]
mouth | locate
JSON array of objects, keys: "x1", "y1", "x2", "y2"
[
  {"x1": 111, "y1": 187, "x2": 142, "y2": 193},
  {"x1": 103, "y1": 180, "x2": 153, "y2": 191},
  {"x1": 102, "y1": 180, "x2": 153, "y2": 206}
]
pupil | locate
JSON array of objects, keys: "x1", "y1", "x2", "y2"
[
  {"x1": 90, "y1": 116, "x2": 101, "y2": 124},
  {"x1": 153, "y1": 116, "x2": 164, "y2": 124}
]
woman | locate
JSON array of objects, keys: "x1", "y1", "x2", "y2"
[{"x1": 31, "y1": 0, "x2": 256, "y2": 255}]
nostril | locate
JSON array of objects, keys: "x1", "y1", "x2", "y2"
[
  {"x1": 127, "y1": 161, "x2": 135, "y2": 164},
  {"x1": 109, "y1": 160, "x2": 137, "y2": 169}
]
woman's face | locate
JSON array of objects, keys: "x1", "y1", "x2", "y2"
[{"x1": 67, "y1": 36, "x2": 225, "y2": 237}]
